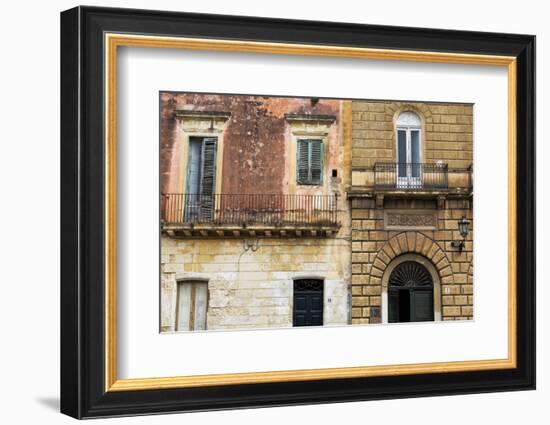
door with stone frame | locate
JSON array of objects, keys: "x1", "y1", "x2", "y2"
[
  {"x1": 387, "y1": 261, "x2": 434, "y2": 322},
  {"x1": 176, "y1": 281, "x2": 208, "y2": 331},
  {"x1": 293, "y1": 279, "x2": 324, "y2": 327}
]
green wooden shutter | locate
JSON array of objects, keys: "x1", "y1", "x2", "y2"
[
  {"x1": 297, "y1": 140, "x2": 310, "y2": 184},
  {"x1": 411, "y1": 290, "x2": 434, "y2": 322},
  {"x1": 297, "y1": 139, "x2": 323, "y2": 185},
  {"x1": 388, "y1": 289, "x2": 399, "y2": 323},
  {"x1": 199, "y1": 138, "x2": 217, "y2": 220},
  {"x1": 310, "y1": 140, "x2": 323, "y2": 184}
]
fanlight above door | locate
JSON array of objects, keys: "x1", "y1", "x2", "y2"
[{"x1": 389, "y1": 261, "x2": 433, "y2": 287}]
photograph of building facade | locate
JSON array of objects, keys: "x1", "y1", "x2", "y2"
[
  {"x1": 349, "y1": 101, "x2": 473, "y2": 324},
  {"x1": 160, "y1": 93, "x2": 352, "y2": 332},
  {"x1": 159, "y1": 93, "x2": 473, "y2": 332}
]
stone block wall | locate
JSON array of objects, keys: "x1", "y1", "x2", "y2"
[
  {"x1": 161, "y1": 237, "x2": 351, "y2": 332},
  {"x1": 350, "y1": 197, "x2": 473, "y2": 324},
  {"x1": 352, "y1": 101, "x2": 473, "y2": 169}
]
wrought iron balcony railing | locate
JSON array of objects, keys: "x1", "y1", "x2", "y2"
[
  {"x1": 162, "y1": 193, "x2": 339, "y2": 228},
  {"x1": 374, "y1": 162, "x2": 449, "y2": 190}
]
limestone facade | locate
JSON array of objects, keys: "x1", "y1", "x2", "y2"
[
  {"x1": 161, "y1": 237, "x2": 350, "y2": 332},
  {"x1": 349, "y1": 198, "x2": 473, "y2": 323},
  {"x1": 159, "y1": 95, "x2": 475, "y2": 332},
  {"x1": 349, "y1": 100, "x2": 474, "y2": 324}
]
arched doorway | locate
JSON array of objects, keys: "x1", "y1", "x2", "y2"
[
  {"x1": 388, "y1": 261, "x2": 433, "y2": 322},
  {"x1": 381, "y1": 253, "x2": 441, "y2": 323}
]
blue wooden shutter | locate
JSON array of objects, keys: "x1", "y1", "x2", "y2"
[
  {"x1": 200, "y1": 138, "x2": 216, "y2": 195},
  {"x1": 199, "y1": 138, "x2": 217, "y2": 220},
  {"x1": 184, "y1": 139, "x2": 203, "y2": 222}
]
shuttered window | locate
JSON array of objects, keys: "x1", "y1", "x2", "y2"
[
  {"x1": 199, "y1": 139, "x2": 217, "y2": 196},
  {"x1": 185, "y1": 137, "x2": 217, "y2": 222},
  {"x1": 297, "y1": 139, "x2": 323, "y2": 185}
]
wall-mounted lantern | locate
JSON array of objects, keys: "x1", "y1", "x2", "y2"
[{"x1": 451, "y1": 216, "x2": 470, "y2": 252}]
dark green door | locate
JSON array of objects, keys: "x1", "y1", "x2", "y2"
[
  {"x1": 388, "y1": 261, "x2": 434, "y2": 323},
  {"x1": 293, "y1": 279, "x2": 323, "y2": 327}
]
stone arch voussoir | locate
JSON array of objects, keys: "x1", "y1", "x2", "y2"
[
  {"x1": 392, "y1": 103, "x2": 432, "y2": 126},
  {"x1": 369, "y1": 232, "x2": 454, "y2": 285}
]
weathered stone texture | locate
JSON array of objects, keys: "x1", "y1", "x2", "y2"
[
  {"x1": 350, "y1": 197, "x2": 473, "y2": 323},
  {"x1": 350, "y1": 100, "x2": 473, "y2": 324},
  {"x1": 351, "y1": 101, "x2": 473, "y2": 169},
  {"x1": 160, "y1": 93, "x2": 343, "y2": 196},
  {"x1": 161, "y1": 237, "x2": 351, "y2": 331}
]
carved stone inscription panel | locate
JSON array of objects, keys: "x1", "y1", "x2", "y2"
[{"x1": 384, "y1": 210, "x2": 438, "y2": 230}]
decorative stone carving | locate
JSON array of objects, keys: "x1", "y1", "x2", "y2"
[
  {"x1": 175, "y1": 110, "x2": 231, "y2": 133},
  {"x1": 384, "y1": 210, "x2": 437, "y2": 230},
  {"x1": 285, "y1": 113, "x2": 336, "y2": 136}
]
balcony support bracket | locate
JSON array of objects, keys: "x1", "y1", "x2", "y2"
[
  {"x1": 376, "y1": 194, "x2": 385, "y2": 209},
  {"x1": 437, "y1": 195, "x2": 446, "y2": 209}
]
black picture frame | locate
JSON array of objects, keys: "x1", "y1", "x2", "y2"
[{"x1": 60, "y1": 5, "x2": 536, "y2": 419}]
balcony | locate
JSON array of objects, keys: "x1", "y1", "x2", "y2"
[
  {"x1": 374, "y1": 162, "x2": 449, "y2": 190},
  {"x1": 350, "y1": 162, "x2": 472, "y2": 200},
  {"x1": 161, "y1": 193, "x2": 340, "y2": 238}
]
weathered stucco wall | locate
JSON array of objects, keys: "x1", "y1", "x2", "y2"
[
  {"x1": 159, "y1": 93, "x2": 351, "y2": 332},
  {"x1": 161, "y1": 237, "x2": 351, "y2": 331},
  {"x1": 160, "y1": 93, "x2": 342, "y2": 196}
]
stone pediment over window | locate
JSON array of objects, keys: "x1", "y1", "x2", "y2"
[
  {"x1": 285, "y1": 113, "x2": 336, "y2": 136},
  {"x1": 175, "y1": 110, "x2": 231, "y2": 133}
]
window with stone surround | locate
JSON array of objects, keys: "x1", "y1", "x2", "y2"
[
  {"x1": 176, "y1": 280, "x2": 208, "y2": 331},
  {"x1": 396, "y1": 111, "x2": 422, "y2": 186},
  {"x1": 285, "y1": 113, "x2": 336, "y2": 191},
  {"x1": 297, "y1": 138, "x2": 323, "y2": 185}
]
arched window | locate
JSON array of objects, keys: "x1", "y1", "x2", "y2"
[{"x1": 396, "y1": 111, "x2": 422, "y2": 188}]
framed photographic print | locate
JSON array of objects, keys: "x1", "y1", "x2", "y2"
[{"x1": 60, "y1": 5, "x2": 536, "y2": 419}]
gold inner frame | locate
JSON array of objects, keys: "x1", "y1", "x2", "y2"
[{"x1": 104, "y1": 33, "x2": 517, "y2": 392}]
